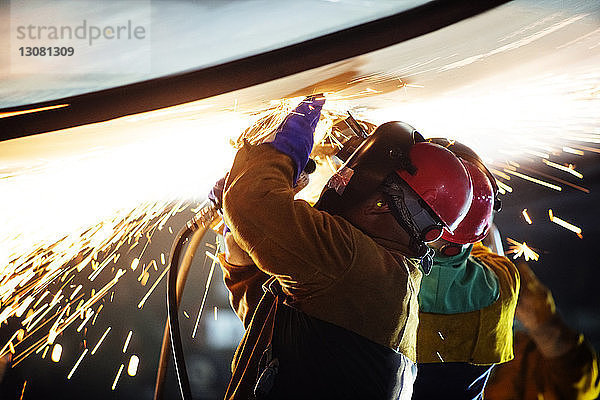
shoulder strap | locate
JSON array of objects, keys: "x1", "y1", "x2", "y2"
[{"x1": 225, "y1": 276, "x2": 283, "y2": 399}]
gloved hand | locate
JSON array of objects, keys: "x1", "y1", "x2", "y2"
[
  {"x1": 208, "y1": 175, "x2": 227, "y2": 213},
  {"x1": 270, "y1": 95, "x2": 325, "y2": 183}
]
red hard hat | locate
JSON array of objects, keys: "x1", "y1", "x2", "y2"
[
  {"x1": 396, "y1": 142, "x2": 473, "y2": 232},
  {"x1": 441, "y1": 159, "x2": 494, "y2": 244},
  {"x1": 428, "y1": 138, "x2": 501, "y2": 212}
]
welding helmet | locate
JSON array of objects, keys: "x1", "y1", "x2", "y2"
[
  {"x1": 317, "y1": 122, "x2": 473, "y2": 266},
  {"x1": 327, "y1": 121, "x2": 424, "y2": 203}
]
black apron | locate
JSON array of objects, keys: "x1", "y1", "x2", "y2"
[{"x1": 226, "y1": 277, "x2": 415, "y2": 400}]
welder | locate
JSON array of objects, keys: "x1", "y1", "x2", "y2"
[
  {"x1": 215, "y1": 96, "x2": 474, "y2": 399},
  {"x1": 411, "y1": 138, "x2": 520, "y2": 400}
]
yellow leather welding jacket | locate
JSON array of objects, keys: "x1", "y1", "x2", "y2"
[
  {"x1": 222, "y1": 143, "x2": 422, "y2": 361},
  {"x1": 417, "y1": 242, "x2": 520, "y2": 365}
]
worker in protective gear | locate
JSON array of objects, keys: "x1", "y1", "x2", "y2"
[
  {"x1": 486, "y1": 260, "x2": 600, "y2": 400},
  {"x1": 215, "y1": 96, "x2": 474, "y2": 399},
  {"x1": 411, "y1": 138, "x2": 520, "y2": 400}
]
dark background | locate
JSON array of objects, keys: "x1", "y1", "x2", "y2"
[{"x1": 494, "y1": 152, "x2": 600, "y2": 349}]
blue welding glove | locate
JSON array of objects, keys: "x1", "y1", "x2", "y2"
[
  {"x1": 271, "y1": 95, "x2": 325, "y2": 183},
  {"x1": 208, "y1": 175, "x2": 227, "y2": 213},
  {"x1": 208, "y1": 175, "x2": 230, "y2": 237}
]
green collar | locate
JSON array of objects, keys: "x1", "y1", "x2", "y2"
[{"x1": 419, "y1": 244, "x2": 500, "y2": 314}]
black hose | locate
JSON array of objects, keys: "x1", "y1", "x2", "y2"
[
  {"x1": 154, "y1": 319, "x2": 171, "y2": 399},
  {"x1": 155, "y1": 214, "x2": 215, "y2": 400},
  {"x1": 166, "y1": 223, "x2": 194, "y2": 400},
  {"x1": 163, "y1": 205, "x2": 219, "y2": 400}
]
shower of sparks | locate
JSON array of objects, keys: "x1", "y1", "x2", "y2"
[
  {"x1": 127, "y1": 355, "x2": 139, "y2": 377},
  {"x1": 506, "y1": 238, "x2": 540, "y2": 261},
  {"x1": 548, "y1": 209, "x2": 583, "y2": 238},
  {"x1": 122, "y1": 330, "x2": 133, "y2": 353},
  {"x1": 366, "y1": 65, "x2": 600, "y2": 199},
  {"x1": 522, "y1": 209, "x2": 533, "y2": 224},
  {"x1": 67, "y1": 348, "x2": 88, "y2": 380},
  {"x1": 111, "y1": 363, "x2": 125, "y2": 391},
  {"x1": 0, "y1": 193, "x2": 187, "y2": 367}
]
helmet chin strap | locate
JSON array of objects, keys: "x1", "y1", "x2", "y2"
[{"x1": 381, "y1": 175, "x2": 434, "y2": 274}]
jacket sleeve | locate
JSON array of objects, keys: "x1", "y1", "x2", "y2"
[
  {"x1": 486, "y1": 331, "x2": 600, "y2": 400},
  {"x1": 222, "y1": 143, "x2": 356, "y2": 292},
  {"x1": 542, "y1": 330, "x2": 600, "y2": 400},
  {"x1": 218, "y1": 253, "x2": 269, "y2": 329}
]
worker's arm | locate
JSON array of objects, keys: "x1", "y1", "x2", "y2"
[
  {"x1": 217, "y1": 160, "x2": 316, "y2": 325},
  {"x1": 515, "y1": 260, "x2": 575, "y2": 357},
  {"x1": 516, "y1": 261, "x2": 600, "y2": 399},
  {"x1": 209, "y1": 175, "x2": 270, "y2": 326},
  {"x1": 218, "y1": 252, "x2": 269, "y2": 329},
  {"x1": 222, "y1": 97, "x2": 356, "y2": 288},
  {"x1": 542, "y1": 330, "x2": 600, "y2": 400}
]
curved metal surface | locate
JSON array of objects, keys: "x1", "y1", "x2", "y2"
[{"x1": 0, "y1": 0, "x2": 510, "y2": 141}]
